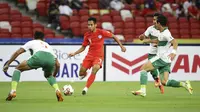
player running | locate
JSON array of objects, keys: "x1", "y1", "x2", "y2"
[
  {"x1": 138, "y1": 13, "x2": 164, "y2": 94},
  {"x1": 68, "y1": 17, "x2": 126, "y2": 95},
  {"x1": 3, "y1": 31, "x2": 63, "y2": 102},
  {"x1": 132, "y1": 15, "x2": 193, "y2": 97}
]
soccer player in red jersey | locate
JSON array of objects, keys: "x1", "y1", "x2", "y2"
[{"x1": 68, "y1": 17, "x2": 126, "y2": 95}]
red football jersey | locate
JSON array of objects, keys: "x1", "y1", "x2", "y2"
[{"x1": 82, "y1": 29, "x2": 113, "y2": 57}]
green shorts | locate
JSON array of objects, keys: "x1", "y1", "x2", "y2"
[
  {"x1": 148, "y1": 54, "x2": 159, "y2": 76},
  {"x1": 27, "y1": 51, "x2": 55, "y2": 76},
  {"x1": 149, "y1": 56, "x2": 171, "y2": 74}
]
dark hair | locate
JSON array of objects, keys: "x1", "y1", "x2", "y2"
[
  {"x1": 88, "y1": 17, "x2": 97, "y2": 24},
  {"x1": 34, "y1": 31, "x2": 44, "y2": 39},
  {"x1": 157, "y1": 15, "x2": 167, "y2": 26},
  {"x1": 153, "y1": 12, "x2": 160, "y2": 17}
]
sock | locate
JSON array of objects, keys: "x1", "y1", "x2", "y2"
[
  {"x1": 166, "y1": 80, "x2": 181, "y2": 87},
  {"x1": 86, "y1": 74, "x2": 96, "y2": 88},
  {"x1": 151, "y1": 69, "x2": 159, "y2": 80},
  {"x1": 140, "y1": 70, "x2": 148, "y2": 85},
  {"x1": 11, "y1": 69, "x2": 21, "y2": 91},
  {"x1": 141, "y1": 85, "x2": 146, "y2": 93},
  {"x1": 180, "y1": 82, "x2": 186, "y2": 88},
  {"x1": 47, "y1": 76, "x2": 59, "y2": 91},
  {"x1": 53, "y1": 84, "x2": 60, "y2": 92}
]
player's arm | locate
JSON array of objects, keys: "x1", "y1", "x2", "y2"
[
  {"x1": 169, "y1": 38, "x2": 178, "y2": 61},
  {"x1": 53, "y1": 58, "x2": 60, "y2": 77},
  {"x1": 3, "y1": 48, "x2": 25, "y2": 72},
  {"x1": 138, "y1": 34, "x2": 148, "y2": 41},
  {"x1": 112, "y1": 34, "x2": 126, "y2": 52},
  {"x1": 68, "y1": 45, "x2": 86, "y2": 57}
]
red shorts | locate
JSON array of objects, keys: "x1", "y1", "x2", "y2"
[{"x1": 82, "y1": 56, "x2": 103, "y2": 69}]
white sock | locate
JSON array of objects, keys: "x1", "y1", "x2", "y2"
[
  {"x1": 83, "y1": 87, "x2": 88, "y2": 92},
  {"x1": 10, "y1": 90, "x2": 16, "y2": 94}
]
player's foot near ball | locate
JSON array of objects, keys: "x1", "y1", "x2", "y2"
[
  {"x1": 6, "y1": 91, "x2": 16, "y2": 101},
  {"x1": 131, "y1": 90, "x2": 146, "y2": 97},
  {"x1": 56, "y1": 90, "x2": 64, "y2": 102},
  {"x1": 82, "y1": 87, "x2": 88, "y2": 95},
  {"x1": 185, "y1": 80, "x2": 193, "y2": 95}
]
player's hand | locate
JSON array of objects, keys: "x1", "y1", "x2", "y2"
[
  {"x1": 68, "y1": 52, "x2": 75, "y2": 58},
  {"x1": 121, "y1": 46, "x2": 126, "y2": 52},
  {"x1": 3, "y1": 64, "x2": 9, "y2": 72},
  {"x1": 168, "y1": 53, "x2": 176, "y2": 61},
  {"x1": 139, "y1": 34, "x2": 145, "y2": 41}
]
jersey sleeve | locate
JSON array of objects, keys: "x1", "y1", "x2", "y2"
[
  {"x1": 82, "y1": 34, "x2": 89, "y2": 47},
  {"x1": 21, "y1": 41, "x2": 32, "y2": 51},
  {"x1": 165, "y1": 31, "x2": 174, "y2": 42},
  {"x1": 144, "y1": 26, "x2": 151, "y2": 37},
  {"x1": 102, "y1": 30, "x2": 113, "y2": 38}
]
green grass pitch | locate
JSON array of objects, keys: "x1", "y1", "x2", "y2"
[{"x1": 0, "y1": 81, "x2": 199, "y2": 112}]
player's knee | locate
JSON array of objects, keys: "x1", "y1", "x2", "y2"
[{"x1": 79, "y1": 71, "x2": 86, "y2": 76}]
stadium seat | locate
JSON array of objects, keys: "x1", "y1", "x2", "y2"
[
  {"x1": 11, "y1": 21, "x2": 21, "y2": 27},
  {"x1": 190, "y1": 23, "x2": 200, "y2": 29},
  {"x1": 72, "y1": 9, "x2": 78, "y2": 16},
  {"x1": 101, "y1": 15, "x2": 112, "y2": 22},
  {"x1": 112, "y1": 22, "x2": 124, "y2": 28},
  {"x1": 189, "y1": 18, "x2": 200, "y2": 23},
  {"x1": 114, "y1": 28, "x2": 123, "y2": 34},
  {"x1": 89, "y1": 3, "x2": 99, "y2": 9},
  {"x1": 179, "y1": 23, "x2": 189, "y2": 29},
  {"x1": 70, "y1": 16, "x2": 80, "y2": 22},
  {"x1": 124, "y1": 35, "x2": 134, "y2": 42},
  {"x1": 0, "y1": 3, "x2": 9, "y2": 8},
  {"x1": 21, "y1": 16, "x2": 32, "y2": 22},
  {"x1": 0, "y1": 14, "x2": 9, "y2": 21},
  {"x1": 21, "y1": 21, "x2": 32, "y2": 27},
  {"x1": 70, "y1": 22, "x2": 80, "y2": 28},
  {"x1": 135, "y1": 22, "x2": 146, "y2": 28},
  {"x1": 81, "y1": 28, "x2": 88, "y2": 35},
  {"x1": 124, "y1": 22, "x2": 134, "y2": 28},
  {"x1": 55, "y1": 35, "x2": 65, "y2": 38},
  {"x1": 146, "y1": 17, "x2": 153, "y2": 23},
  {"x1": 170, "y1": 29, "x2": 179, "y2": 36},
  {"x1": 110, "y1": 10, "x2": 120, "y2": 16},
  {"x1": 11, "y1": 33, "x2": 22, "y2": 38},
  {"x1": 22, "y1": 27, "x2": 32, "y2": 35},
  {"x1": 12, "y1": 27, "x2": 21, "y2": 34},
  {"x1": 191, "y1": 34, "x2": 200, "y2": 38},
  {"x1": 190, "y1": 29, "x2": 200, "y2": 35},
  {"x1": 72, "y1": 28, "x2": 81, "y2": 36},
  {"x1": 178, "y1": 17, "x2": 188, "y2": 23},
  {"x1": 112, "y1": 16, "x2": 123, "y2": 22},
  {"x1": 79, "y1": 9, "x2": 89, "y2": 16},
  {"x1": 10, "y1": 15, "x2": 21, "y2": 22},
  {"x1": 22, "y1": 33, "x2": 33, "y2": 38},
  {"x1": 125, "y1": 17, "x2": 134, "y2": 22},
  {"x1": 136, "y1": 29, "x2": 145, "y2": 35},
  {"x1": 0, "y1": 33, "x2": 10, "y2": 38},
  {"x1": 59, "y1": 16, "x2": 69, "y2": 22},
  {"x1": 0, "y1": 8, "x2": 10, "y2": 15},
  {"x1": 123, "y1": 29, "x2": 134, "y2": 35},
  {"x1": 36, "y1": 2, "x2": 47, "y2": 17},
  {"x1": 45, "y1": 33, "x2": 55, "y2": 38},
  {"x1": 168, "y1": 17, "x2": 177, "y2": 23},
  {"x1": 33, "y1": 27, "x2": 44, "y2": 33},
  {"x1": 60, "y1": 21, "x2": 70, "y2": 30},
  {"x1": 169, "y1": 23, "x2": 179, "y2": 29},
  {"x1": 10, "y1": 9, "x2": 21, "y2": 16},
  {"x1": 135, "y1": 17, "x2": 145, "y2": 22},
  {"x1": 81, "y1": 22, "x2": 88, "y2": 28},
  {"x1": 80, "y1": 16, "x2": 89, "y2": 22}
]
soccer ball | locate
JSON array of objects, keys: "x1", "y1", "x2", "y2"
[{"x1": 62, "y1": 85, "x2": 74, "y2": 96}]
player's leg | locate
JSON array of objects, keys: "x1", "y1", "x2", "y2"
[
  {"x1": 79, "y1": 65, "x2": 88, "y2": 80},
  {"x1": 159, "y1": 67, "x2": 193, "y2": 94},
  {"x1": 79, "y1": 58, "x2": 92, "y2": 80},
  {"x1": 132, "y1": 60, "x2": 155, "y2": 97},
  {"x1": 82, "y1": 57, "x2": 102, "y2": 95},
  {"x1": 6, "y1": 60, "x2": 31, "y2": 101},
  {"x1": 150, "y1": 69, "x2": 164, "y2": 94},
  {"x1": 42, "y1": 52, "x2": 63, "y2": 101}
]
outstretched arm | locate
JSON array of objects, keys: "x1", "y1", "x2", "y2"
[
  {"x1": 68, "y1": 45, "x2": 86, "y2": 57},
  {"x1": 53, "y1": 58, "x2": 60, "y2": 77},
  {"x1": 112, "y1": 34, "x2": 126, "y2": 52},
  {"x1": 3, "y1": 48, "x2": 25, "y2": 72}
]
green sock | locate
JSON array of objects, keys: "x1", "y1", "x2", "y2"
[
  {"x1": 140, "y1": 70, "x2": 148, "y2": 85},
  {"x1": 150, "y1": 69, "x2": 159, "y2": 80},
  {"x1": 166, "y1": 80, "x2": 181, "y2": 87},
  {"x1": 47, "y1": 76, "x2": 59, "y2": 91},
  {"x1": 11, "y1": 70, "x2": 21, "y2": 91}
]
